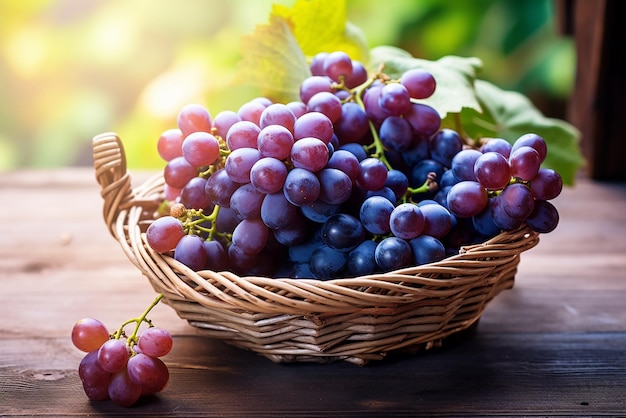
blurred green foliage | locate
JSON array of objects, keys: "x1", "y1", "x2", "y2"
[{"x1": 0, "y1": 0, "x2": 574, "y2": 170}]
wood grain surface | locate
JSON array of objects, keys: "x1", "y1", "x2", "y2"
[{"x1": 1, "y1": 169, "x2": 625, "y2": 416}]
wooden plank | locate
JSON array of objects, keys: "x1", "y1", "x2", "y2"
[
  {"x1": 1, "y1": 333, "x2": 625, "y2": 416},
  {"x1": 1, "y1": 169, "x2": 626, "y2": 415}
]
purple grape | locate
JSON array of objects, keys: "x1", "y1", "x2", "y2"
[
  {"x1": 257, "y1": 124, "x2": 294, "y2": 160},
  {"x1": 212, "y1": 110, "x2": 241, "y2": 140},
  {"x1": 420, "y1": 203, "x2": 453, "y2": 238},
  {"x1": 174, "y1": 234, "x2": 208, "y2": 271},
  {"x1": 530, "y1": 168, "x2": 563, "y2": 200},
  {"x1": 205, "y1": 168, "x2": 240, "y2": 207},
  {"x1": 359, "y1": 196, "x2": 394, "y2": 235},
  {"x1": 259, "y1": 103, "x2": 296, "y2": 132},
  {"x1": 291, "y1": 137, "x2": 329, "y2": 172},
  {"x1": 250, "y1": 157, "x2": 288, "y2": 194},
  {"x1": 309, "y1": 245, "x2": 348, "y2": 279},
  {"x1": 379, "y1": 82, "x2": 412, "y2": 116},
  {"x1": 321, "y1": 213, "x2": 365, "y2": 252},
  {"x1": 283, "y1": 167, "x2": 321, "y2": 206},
  {"x1": 447, "y1": 181, "x2": 488, "y2": 218},
  {"x1": 163, "y1": 156, "x2": 197, "y2": 190},
  {"x1": 403, "y1": 102, "x2": 441, "y2": 137},
  {"x1": 307, "y1": 91, "x2": 343, "y2": 123},
  {"x1": 317, "y1": 168, "x2": 353, "y2": 204},
  {"x1": 389, "y1": 203, "x2": 425, "y2": 239},
  {"x1": 323, "y1": 51, "x2": 353, "y2": 83},
  {"x1": 429, "y1": 128, "x2": 463, "y2": 168},
  {"x1": 400, "y1": 68, "x2": 436, "y2": 99},
  {"x1": 97, "y1": 339, "x2": 129, "y2": 374},
  {"x1": 231, "y1": 218, "x2": 269, "y2": 255},
  {"x1": 357, "y1": 157, "x2": 388, "y2": 191},
  {"x1": 500, "y1": 182, "x2": 535, "y2": 219},
  {"x1": 261, "y1": 192, "x2": 298, "y2": 229},
  {"x1": 230, "y1": 183, "x2": 265, "y2": 220},
  {"x1": 379, "y1": 115, "x2": 413, "y2": 151},
  {"x1": 293, "y1": 111, "x2": 334, "y2": 144},
  {"x1": 512, "y1": 133, "x2": 547, "y2": 163},
  {"x1": 409, "y1": 235, "x2": 446, "y2": 265},
  {"x1": 299, "y1": 76, "x2": 334, "y2": 104},
  {"x1": 344, "y1": 60, "x2": 368, "y2": 88},
  {"x1": 474, "y1": 151, "x2": 511, "y2": 190},
  {"x1": 526, "y1": 199, "x2": 559, "y2": 233},
  {"x1": 375, "y1": 237, "x2": 412, "y2": 272},
  {"x1": 509, "y1": 146, "x2": 541, "y2": 181},
  {"x1": 225, "y1": 147, "x2": 262, "y2": 183},
  {"x1": 451, "y1": 149, "x2": 482, "y2": 181},
  {"x1": 480, "y1": 137, "x2": 512, "y2": 158},
  {"x1": 182, "y1": 131, "x2": 220, "y2": 168},
  {"x1": 346, "y1": 240, "x2": 378, "y2": 276},
  {"x1": 334, "y1": 102, "x2": 369, "y2": 144},
  {"x1": 226, "y1": 120, "x2": 261, "y2": 150},
  {"x1": 180, "y1": 176, "x2": 212, "y2": 210}
]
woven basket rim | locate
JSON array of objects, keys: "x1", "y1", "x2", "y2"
[
  {"x1": 93, "y1": 132, "x2": 539, "y2": 311},
  {"x1": 92, "y1": 132, "x2": 540, "y2": 363}
]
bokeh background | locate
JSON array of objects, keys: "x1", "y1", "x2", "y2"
[{"x1": 0, "y1": 0, "x2": 574, "y2": 170}]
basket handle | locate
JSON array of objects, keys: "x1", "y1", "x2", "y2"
[{"x1": 92, "y1": 132, "x2": 141, "y2": 238}]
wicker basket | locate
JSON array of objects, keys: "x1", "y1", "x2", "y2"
[{"x1": 93, "y1": 132, "x2": 540, "y2": 365}]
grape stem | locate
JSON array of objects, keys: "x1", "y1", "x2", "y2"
[
  {"x1": 352, "y1": 73, "x2": 394, "y2": 170},
  {"x1": 176, "y1": 204, "x2": 232, "y2": 244},
  {"x1": 404, "y1": 172, "x2": 438, "y2": 203},
  {"x1": 111, "y1": 293, "x2": 164, "y2": 349}
]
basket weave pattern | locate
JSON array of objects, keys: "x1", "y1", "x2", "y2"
[{"x1": 93, "y1": 132, "x2": 540, "y2": 364}]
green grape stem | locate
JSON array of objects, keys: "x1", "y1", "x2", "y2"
[
  {"x1": 352, "y1": 74, "x2": 394, "y2": 170},
  {"x1": 177, "y1": 204, "x2": 231, "y2": 244},
  {"x1": 112, "y1": 293, "x2": 164, "y2": 349},
  {"x1": 403, "y1": 173, "x2": 438, "y2": 203}
]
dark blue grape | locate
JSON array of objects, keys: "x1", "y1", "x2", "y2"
[
  {"x1": 472, "y1": 198, "x2": 502, "y2": 237},
  {"x1": 439, "y1": 168, "x2": 460, "y2": 188},
  {"x1": 261, "y1": 192, "x2": 298, "y2": 229},
  {"x1": 365, "y1": 186, "x2": 397, "y2": 203},
  {"x1": 526, "y1": 199, "x2": 559, "y2": 233},
  {"x1": 318, "y1": 168, "x2": 353, "y2": 204},
  {"x1": 375, "y1": 237, "x2": 412, "y2": 272},
  {"x1": 287, "y1": 228, "x2": 322, "y2": 263},
  {"x1": 346, "y1": 240, "x2": 378, "y2": 277},
  {"x1": 322, "y1": 213, "x2": 366, "y2": 252},
  {"x1": 401, "y1": 135, "x2": 431, "y2": 167},
  {"x1": 420, "y1": 203, "x2": 453, "y2": 238},
  {"x1": 174, "y1": 234, "x2": 208, "y2": 271},
  {"x1": 339, "y1": 143, "x2": 368, "y2": 161},
  {"x1": 379, "y1": 115, "x2": 413, "y2": 151},
  {"x1": 301, "y1": 199, "x2": 342, "y2": 223},
  {"x1": 409, "y1": 235, "x2": 446, "y2": 265},
  {"x1": 334, "y1": 102, "x2": 369, "y2": 144},
  {"x1": 360, "y1": 196, "x2": 394, "y2": 235},
  {"x1": 429, "y1": 129, "x2": 464, "y2": 168},
  {"x1": 384, "y1": 169, "x2": 409, "y2": 200},
  {"x1": 410, "y1": 159, "x2": 445, "y2": 188},
  {"x1": 309, "y1": 245, "x2": 348, "y2": 279}
]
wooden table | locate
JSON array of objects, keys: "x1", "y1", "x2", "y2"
[{"x1": 1, "y1": 168, "x2": 625, "y2": 416}]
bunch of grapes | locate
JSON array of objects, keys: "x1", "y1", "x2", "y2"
[
  {"x1": 71, "y1": 296, "x2": 172, "y2": 407},
  {"x1": 147, "y1": 50, "x2": 563, "y2": 280}
]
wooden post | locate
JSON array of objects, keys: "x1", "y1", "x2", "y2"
[{"x1": 557, "y1": 0, "x2": 626, "y2": 180}]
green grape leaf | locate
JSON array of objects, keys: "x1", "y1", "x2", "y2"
[
  {"x1": 273, "y1": 0, "x2": 369, "y2": 62},
  {"x1": 236, "y1": 14, "x2": 310, "y2": 103},
  {"x1": 368, "y1": 45, "x2": 483, "y2": 117},
  {"x1": 236, "y1": 0, "x2": 368, "y2": 103},
  {"x1": 450, "y1": 79, "x2": 585, "y2": 185}
]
